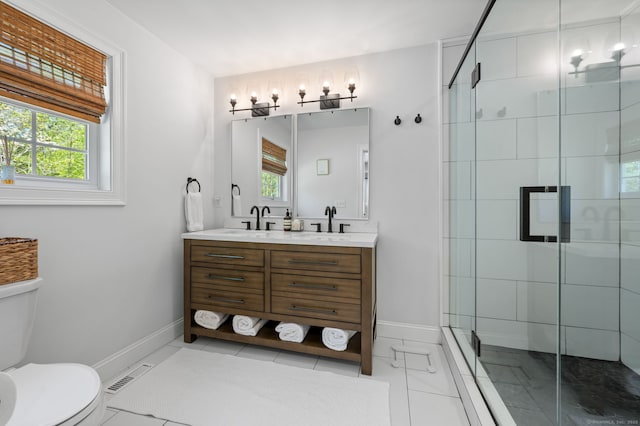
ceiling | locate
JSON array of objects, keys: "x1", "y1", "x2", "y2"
[{"x1": 106, "y1": 0, "x2": 487, "y2": 77}]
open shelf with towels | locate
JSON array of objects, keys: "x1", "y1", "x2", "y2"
[{"x1": 190, "y1": 322, "x2": 363, "y2": 362}]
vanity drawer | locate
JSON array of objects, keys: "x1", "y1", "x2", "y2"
[
  {"x1": 272, "y1": 296, "x2": 360, "y2": 323},
  {"x1": 192, "y1": 286, "x2": 263, "y2": 311},
  {"x1": 192, "y1": 267, "x2": 264, "y2": 290},
  {"x1": 191, "y1": 245, "x2": 264, "y2": 267},
  {"x1": 271, "y1": 251, "x2": 361, "y2": 274},
  {"x1": 271, "y1": 273, "x2": 360, "y2": 300}
]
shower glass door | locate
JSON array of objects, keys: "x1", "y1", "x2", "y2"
[
  {"x1": 558, "y1": 0, "x2": 639, "y2": 424},
  {"x1": 448, "y1": 40, "x2": 477, "y2": 378},
  {"x1": 448, "y1": 0, "x2": 640, "y2": 424},
  {"x1": 473, "y1": 1, "x2": 561, "y2": 423}
]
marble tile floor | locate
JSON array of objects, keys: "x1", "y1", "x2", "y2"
[
  {"x1": 100, "y1": 336, "x2": 470, "y2": 426},
  {"x1": 482, "y1": 345, "x2": 640, "y2": 426}
]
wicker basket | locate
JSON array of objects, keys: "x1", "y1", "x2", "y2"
[{"x1": 0, "y1": 238, "x2": 38, "y2": 285}]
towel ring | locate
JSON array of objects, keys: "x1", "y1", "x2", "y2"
[
  {"x1": 232, "y1": 183, "x2": 241, "y2": 196},
  {"x1": 186, "y1": 177, "x2": 200, "y2": 193}
]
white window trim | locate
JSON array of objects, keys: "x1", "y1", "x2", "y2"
[{"x1": 0, "y1": 1, "x2": 126, "y2": 206}]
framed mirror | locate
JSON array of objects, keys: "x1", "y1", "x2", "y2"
[
  {"x1": 231, "y1": 114, "x2": 293, "y2": 217},
  {"x1": 296, "y1": 108, "x2": 370, "y2": 220}
]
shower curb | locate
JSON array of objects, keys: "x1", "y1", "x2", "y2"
[{"x1": 441, "y1": 327, "x2": 496, "y2": 426}]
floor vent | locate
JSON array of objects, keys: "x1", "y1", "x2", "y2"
[{"x1": 104, "y1": 363, "x2": 154, "y2": 394}]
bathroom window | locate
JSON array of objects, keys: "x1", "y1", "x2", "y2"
[
  {"x1": 621, "y1": 160, "x2": 640, "y2": 193},
  {"x1": 1, "y1": 100, "x2": 93, "y2": 181},
  {"x1": 0, "y1": 2, "x2": 124, "y2": 205}
]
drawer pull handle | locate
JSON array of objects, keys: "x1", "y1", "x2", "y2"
[
  {"x1": 287, "y1": 260, "x2": 338, "y2": 266},
  {"x1": 207, "y1": 274, "x2": 245, "y2": 282},
  {"x1": 288, "y1": 282, "x2": 337, "y2": 291},
  {"x1": 205, "y1": 253, "x2": 245, "y2": 259},
  {"x1": 208, "y1": 296, "x2": 245, "y2": 304},
  {"x1": 289, "y1": 305, "x2": 337, "y2": 315}
]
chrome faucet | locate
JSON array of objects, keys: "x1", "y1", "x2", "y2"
[
  {"x1": 250, "y1": 205, "x2": 261, "y2": 230},
  {"x1": 324, "y1": 206, "x2": 337, "y2": 233}
]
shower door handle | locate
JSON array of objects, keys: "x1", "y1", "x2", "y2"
[{"x1": 519, "y1": 186, "x2": 571, "y2": 243}]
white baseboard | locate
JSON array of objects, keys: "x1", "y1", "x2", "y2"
[
  {"x1": 376, "y1": 320, "x2": 441, "y2": 344},
  {"x1": 93, "y1": 318, "x2": 184, "y2": 382}
]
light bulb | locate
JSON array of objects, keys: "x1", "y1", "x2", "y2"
[
  {"x1": 322, "y1": 81, "x2": 330, "y2": 89},
  {"x1": 613, "y1": 42, "x2": 625, "y2": 51},
  {"x1": 571, "y1": 49, "x2": 583, "y2": 58},
  {"x1": 299, "y1": 84, "x2": 305, "y2": 91}
]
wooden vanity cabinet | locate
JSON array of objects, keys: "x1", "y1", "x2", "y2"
[{"x1": 183, "y1": 239, "x2": 376, "y2": 375}]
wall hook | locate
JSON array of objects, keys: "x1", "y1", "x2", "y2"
[
  {"x1": 394, "y1": 116, "x2": 402, "y2": 125},
  {"x1": 497, "y1": 107, "x2": 507, "y2": 118},
  {"x1": 414, "y1": 114, "x2": 422, "y2": 124}
]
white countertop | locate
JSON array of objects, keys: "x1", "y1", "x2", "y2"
[{"x1": 182, "y1": 228, "x2": 377, "y2": 248}]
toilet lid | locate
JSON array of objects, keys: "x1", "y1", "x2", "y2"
[{"x1": 7, "y1": 363, "x2": 101, "y2": 426}]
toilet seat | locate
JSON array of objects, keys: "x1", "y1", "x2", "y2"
[{"x1": 7, "y1": 363, "x2": 102, "y2": 426}]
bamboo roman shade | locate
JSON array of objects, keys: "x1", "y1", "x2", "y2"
[
  {"x1": 0, "y1": 2, "x2": 107, "y2": 123},
  {"x1": 262, "y1": 137, "x2": 287, "y2": 176}
]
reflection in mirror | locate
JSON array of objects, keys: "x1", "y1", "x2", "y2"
[
  {"x1": 231, "y1": 115, "x2": 293, "y2": 217},
  {"x1": 296, "y1": 108, "x2": 370, "y2": 219}
]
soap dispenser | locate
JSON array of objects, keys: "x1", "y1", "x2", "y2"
[{"x1": 283, "y1": 209, "x2": 292, "y2": 231}]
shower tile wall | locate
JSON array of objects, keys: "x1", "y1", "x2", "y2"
[
  {"x1": 444, "y1": 18, "x2": 623, "y2": 361},
  {"x1": 620, "y1": 4, "x2": 640, "y2": 374}
]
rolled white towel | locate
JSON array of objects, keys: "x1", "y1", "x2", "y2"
[
  {"x1": 322, "y1": 327, "x2": 357, "y2": 351},
  {"x1": 275, "y1": 322, "x2": 310, "y2": 343},
  {"x1": 232, "y1": 315, "x2": 267, "y2": 336},
  {"x1": 194, "y1": 310, "x2": 229, "y2": 330}
]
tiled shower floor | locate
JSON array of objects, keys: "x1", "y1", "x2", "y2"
[{"x1": 481, "y1": 345, "x2": 640, "y2": 425}]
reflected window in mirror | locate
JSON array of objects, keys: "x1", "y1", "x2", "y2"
[
  {"x1": 261, "y1": 137, "x2": 287, "y2": 201},
  {"x1": 231, "y1": 115, "x2": 293, "y2": 217}
]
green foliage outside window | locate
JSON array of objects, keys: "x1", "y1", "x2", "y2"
[
  {"x1": 621, "y1": 160, "x2": 640, "y2": 193},
  {"x1": 0, "y1": 100, "x2": 87, "y2": 180},
  {"x1": 262, "y1": 171, "x2": 281, "y2": 199}
]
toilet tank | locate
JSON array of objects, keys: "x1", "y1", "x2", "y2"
[{"x1": 0, "y1": 278, "x2": 41, "y2": 371}]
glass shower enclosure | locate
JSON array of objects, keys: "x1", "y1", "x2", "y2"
[{"x1": 446, "y1": 0, "x2": 640, "y2": 424}]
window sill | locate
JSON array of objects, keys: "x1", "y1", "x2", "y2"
[{"x1": 0, "y1": 184, "x2": 125, "y2": 206}]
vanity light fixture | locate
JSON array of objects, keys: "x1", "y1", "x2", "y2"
[
  {"x1": 229, "y1": 89, "x2": 280, "y2": 117},
  {"x1": 570, "y1": 49, "x2": 584, "y2": 75},
  {"x1": 611, "y1": 43, "x2": 626, "y2": 62},
  {"x1": 297, "y1": 80, "x2": 357, "y2": 109}
]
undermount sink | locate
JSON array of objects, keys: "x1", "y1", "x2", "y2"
[
  {"x1": 291, "y1": 233, "x2": 350, "y2": 241},
  {"x1": 182, "y1": 228, "x2": 377, "y2": 248}
]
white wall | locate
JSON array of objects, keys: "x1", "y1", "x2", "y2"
[
  {"x1": 1, "y1": 0, "x2": 214, "y2": 367},
  {"x1": 214, "y1": 45, "x2": 442, "y2": 328}
]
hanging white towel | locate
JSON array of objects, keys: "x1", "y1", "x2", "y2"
[
  {"x1": 322, "y1": 327, "x2": 357, "y2": 351},
  {"x1": 194, "y1": 310, "x2": 228, "y2": 330},
  {"x1": 185, "y1": 192, "x2": 204, "y2": 232},
  {"x1": 232, "y1": 315, "x2": 267, "y2": 336},
  {"x1": 275, "y1": 322, "x2": 310, "y2": 343},
  {"x1": 232, "y1": 194, "x2": 242, "y2": 216}
]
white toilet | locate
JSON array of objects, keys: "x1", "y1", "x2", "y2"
[{"x1": 0, "y1": 278, "x2": 105, "y2": 426}]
